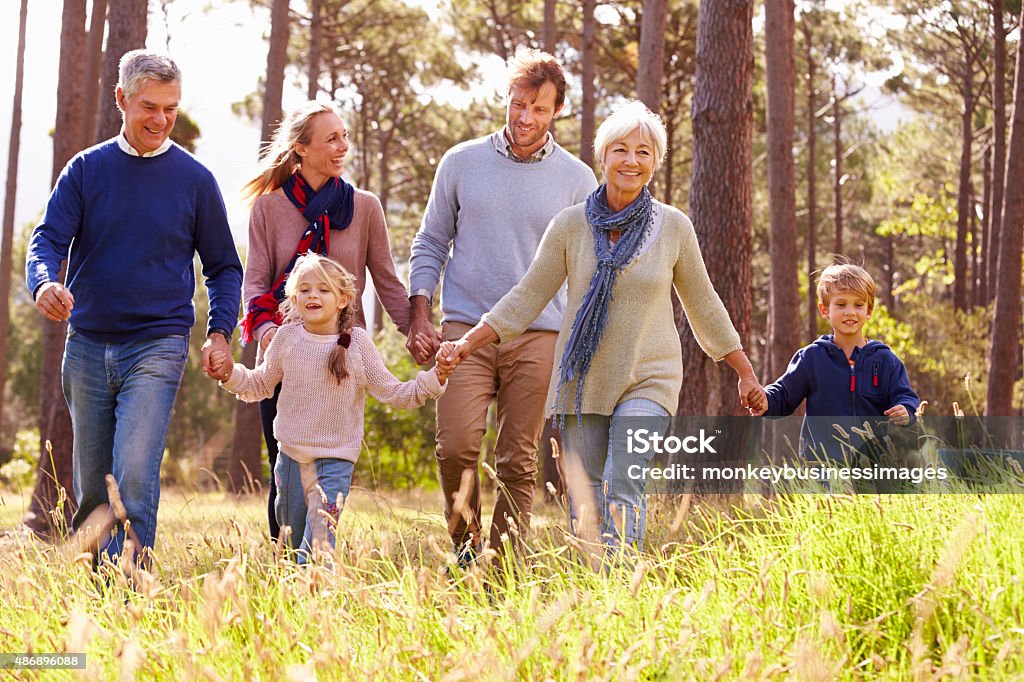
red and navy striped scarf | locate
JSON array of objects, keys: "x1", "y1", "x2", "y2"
[{"x1": 240, "y1": 173, "x2": 355, "y2": 344}]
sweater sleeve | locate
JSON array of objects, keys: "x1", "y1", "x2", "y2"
[
  {"x1": 194, "y1": 172, "x2": 243, "y2": 337},
  {"x1": 242, "y1": 197, "x2": 279, "y2": 343},
  {"x1": 408, "y1": 151, "x2": 458, "y2": 298},
  {"x1": 886, "y1": 355, "x2": 920, "y2": 424},
  {"x1": 481, "y1": 213, "x2": 569, "y2": 342},
  {"x1": 26, "y1": 155, "x2": 84, "y2": 297},
  {"x1": 357, "y1": 330, "x2": 445, "y2": 408},
  {"x1": 671, "y1": 211, "x2": 742, "y2": 361},
  {"x1": 764, "y1": 349, "x2": 811, "y2": 417},
  {"x1": 363, "y1": 194, "x2": 412, "y2": 334},
  {"x1": 220, "y1": 325, "x2": 289, "y2": 401}
]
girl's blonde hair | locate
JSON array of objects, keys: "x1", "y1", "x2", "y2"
[
  {"x1": 280, "y1": 254, "x2": 358, "y2": 383},
  {"x1": 241, "y1": 101, "x2": 342, "y2": 202}
]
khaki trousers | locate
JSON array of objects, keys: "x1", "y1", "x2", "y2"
[{"x1": 436, "y1": 321, "x2": 556, "y2": 554}]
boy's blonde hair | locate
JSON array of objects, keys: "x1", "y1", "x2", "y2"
[
  {"x1": 816, "y1": 263, "x2": 876, "y2": 311},
  {"x1": 281, "y1": 254, "x2": 358, "y2": 383}
]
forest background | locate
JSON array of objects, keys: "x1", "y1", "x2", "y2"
[{"x1": 0, "y1": 0, "x2": 1022, "y2": 538}]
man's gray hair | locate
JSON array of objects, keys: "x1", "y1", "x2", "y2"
[{"x1": 117, "y1": 50, "x2": 181, "y2": 100}]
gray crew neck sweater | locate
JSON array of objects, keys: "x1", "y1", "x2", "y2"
[{"x1": 409, "y1": 134, "x2": 597, "y2": 331}]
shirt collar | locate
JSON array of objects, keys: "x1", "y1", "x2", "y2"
[
  {"x1": 493, "y1": 127, "x2": 554, "y2": 164},
  {"x1": 116, "y1": 128, "x2": 173, "y2": 158}
]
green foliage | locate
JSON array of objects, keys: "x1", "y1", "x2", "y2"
[
  {"x1": 3, "y1": 221, "x2": 43, "y2": 440},
  {"x1": 358, "y1": 324, "x2": 438, "y2": 490},
  {"x1": 0, "y1": 429, "x2": 38, "y2": 489}
]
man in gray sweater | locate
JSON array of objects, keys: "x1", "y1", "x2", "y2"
[{"x1": 408, "y1": 50, "x2": 596, "y2": 563}]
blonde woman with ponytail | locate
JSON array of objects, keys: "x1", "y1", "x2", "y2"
[
  {"x1": 209, "y1": 254, "x2": 447, "y2": 563},
  {"x1": 239, "y1": 101, "x2": 412, "y2": 540}
]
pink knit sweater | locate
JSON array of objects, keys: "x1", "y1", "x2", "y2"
[
  {"x1": 244, "y1": 188, "x2": 411, "y2": 344},
  {"x1": 221, "y1": 323, "x2": 444, "y2": 463}
]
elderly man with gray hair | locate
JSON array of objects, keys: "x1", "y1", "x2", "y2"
[{"x1": 26, "y1": 50, "x2": 242, "y2": 567}]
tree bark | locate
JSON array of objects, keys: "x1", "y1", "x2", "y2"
[
  {"x1": 94, "y1": 0, "x2": 149, "y2": 142},
  {"x1": 262, "y1": 0, "x2": 290, "y2": 143},
  {"x1": 637, "y1": 0, "x2": 667, "y2": 115},
  {"x1": 82, "y1": 0, "x2": 107, "y2": 148},
  {"x1": 580, "y1": 0, "x2": 596, "y2": 168},
  {"x1": 953, "y1": 66, "x2": 975, "y2": 312},
  {"x1": 831, "y1": 73, "x2": 842, "y2": 257},
  {"x1": 544, "y1": 0, "x2": 556, "y2": 54},
  {"x1": 307, "y1": 0, "x2": 321, "y2": 98},
  {"x1": 803, "y1": 20, "x2": 818, "y2": 341},
  {"x1": 26, "y1": 0, "x2": 89, "y2": 539},
  {"x1": 986, "y1": 0, "x2": 1007, "y2": 305},
  {"x1": 985, "y1": 10, "x2": 1024, "y2": 417},
  {"x1": 764, "y1": 0, "x2": 799, "y2": 382},
  {"x1": 679, "y1": 0, "x2": 754, "y2": 416},
  {"x1": 0, "y1": 0, "x2": 29, "y2": 441},
  {"x1": 227, "y1": 344, "x2": 262, "y2": 493},
  {"x1": 979, "y1": 148, "x2": 991, "y2": 305}
]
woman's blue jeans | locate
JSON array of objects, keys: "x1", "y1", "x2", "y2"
[
  {"x1": 62, "y1": 328, "x2": 188, "y2": 564},
  {"x1": 274, "y1": 451, "x2": 354, "y2": 564},
  {"x1": 562, "y1": 398, "x2": 670, "y2": 551}
]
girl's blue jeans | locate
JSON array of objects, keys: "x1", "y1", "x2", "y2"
[
  {"x1": 562, "y1": 398, "x2": 671, "y2": 552},
  {"x1": 274, "y1": 451, "x2": 354, "y2": 564}
]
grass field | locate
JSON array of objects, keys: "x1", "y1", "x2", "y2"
[{"x1": 2, "y1": 485, "x2": 1023, "y2": 680}]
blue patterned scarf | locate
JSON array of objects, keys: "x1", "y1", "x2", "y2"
[{"x1": 555, "y1": 185, "x2": 654, "y2": 426}]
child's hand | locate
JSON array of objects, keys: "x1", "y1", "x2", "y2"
[
  {"x1": 884, "y1": 404, "x2": 910, "y2": 426},
  {"x1": 208, "y1": 349, "x2": 233, "y2": 382},
  {"x1": 435, "y1": 341, "x2": 459, "y2": 376}
]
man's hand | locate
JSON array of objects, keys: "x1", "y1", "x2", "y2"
[
  {"x1": 884, "y1": 404, "x2": 910, "y2": 426},
  {"x1": 259, "y1": 326, "x2": 278, "y2": 354},
  {"x1": 34, "y1": 282, "x2": 75, "y2": 322},
  {"x1": 406, "y1": 295, "x2": 442, "y2": 365},
  {"x1": 201, "y1": 332, "x2": 231, "y2": 379}
]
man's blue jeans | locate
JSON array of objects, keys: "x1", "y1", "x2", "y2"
[
  {"x1": 274, "y1": 451, "x2": 354, "y2": 564},
  {"x1": 562, "y1": 398, "x2": 671, "y2": 551},
  {"x1": 62, "y1": 328, "x2": 188, "y2": 563}
]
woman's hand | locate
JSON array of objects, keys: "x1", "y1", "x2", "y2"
[{"x1": 259, "y1": 326, "x2": 278, "y2": 354}]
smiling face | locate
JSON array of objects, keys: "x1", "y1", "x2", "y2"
[
  {"x1": 505, "y1": 80, "x2": 561, "y2": 159},
  {"x1": 293, "y1": 270, "x2": 351, "y2": 335},
  {"x1": 117, "y1": 79, "x2": 180, "y2": 154},
  {"x1": 294, "y1": 111, "x2": 350, "y2": 190},
  {"x1": 819, "y1": 289, "x2": 872, "y2": 343},
  {"x1": 600, "y1": 127, "x2": 656, "y2": 211}
]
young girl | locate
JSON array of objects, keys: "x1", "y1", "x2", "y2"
[{"x1": 209, "y1": 253, "x2": 449, "y2": 562}]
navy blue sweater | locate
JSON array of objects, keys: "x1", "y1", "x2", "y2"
[
  {"x1": 26, "y1": 140, "x2": 242, "y2": 342},
  {"x1": 764, "y1": 336, "x2": 920, "y2": 459}
]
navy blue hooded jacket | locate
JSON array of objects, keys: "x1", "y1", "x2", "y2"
[{"x1": 764, "y1": 336, "x2": 920, "y2": 459}]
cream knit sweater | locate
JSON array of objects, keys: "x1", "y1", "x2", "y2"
[
  {"x1": 221, "y1": 324, "x2": 444, "y2": 463},
  {"x1": 482, "y1": 202, "x2": 742, "y2": 416}
]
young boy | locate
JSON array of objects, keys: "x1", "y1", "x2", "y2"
[{"x1": 756, "y1": 263, "x2": 920, "y2": 462}]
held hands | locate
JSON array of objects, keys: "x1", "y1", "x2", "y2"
[
  {"x1": 738, "y1": 375, "x2": 768, "y2": 416},
  {"x1": 34, "y1": 282, "x2": 75, "y2": 322},
  {"x1": 435, "y1": 338, "x2": 473, "y2": 379},
  {"x1": 407, "y1": 317, "x2": 443, "y2": 365},
  {"x1": 207, "y1": 349, "x2": 234, "y2": 382},
  {"x1": 884, "y1": 404, "x2": 910, "y2": 426}
]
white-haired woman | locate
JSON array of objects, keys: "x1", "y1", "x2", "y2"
[
  {"x1": 440, "y1": 101, "x2": 764, "y2": 556},
  {"x1": 240, "y1": 101, "x2": 410, "y2": 540}
]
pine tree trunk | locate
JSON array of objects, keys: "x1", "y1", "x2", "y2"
[
  {"x1": 262, "y1": 0, "x2": 290, "y2": 143},
  {"x1": 831, "y1": 73, "x2": 842, "y2": 257},
  {"x1": 26, "y1": 0, "x2": 88, "y2": 539},
  {"x1": 764, "y1": 0, "x2": 799, "y2": 382},
  {"x1": 979, "y1": 148, "x2": 991, "y2": 304},
  {"x1": 82, "y1": 0, "x2": 107, "y2": 147},
  {"x1": 307, "y1": 0, "x2": 321, "y2": 98},
  {"x1": 637, "y1": 0, "x2": 667, "y2": 115},
  {"x1": 227, "y1": 344, "x2": 262, "y2": 493},
  {"x1": 804, "y1": 21, "x2": 818, "y2": 341},
  {"x1": 580, "y1": 0, "x2": 597, "y2": 168},
  {"x1": 986, "y1": 0, "x2": 1007, "y2": 304},
  {"x1": 0, "y1": 0, "x2": 29, "y2": 441},
  {"x1": 985, "y1": 10, "x2": 1024, "y2": 417},
  {"x1": 94, "y1": 0, "x2": 149, "y2": 142},
  {"x1": 544, "y1": 0, "x2": 556, "y2": 54},
  {"x1": 954, "y1": 70, "x2": 975, "y2": 312},
  {"x1": 679, "y1": 0, "x2": 753, "y2": 416}
]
